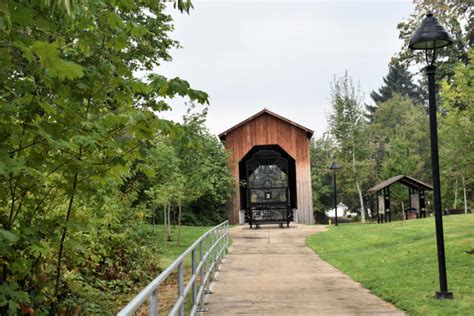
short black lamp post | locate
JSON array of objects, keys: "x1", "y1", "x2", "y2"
[
  {"x1": 329, "y1": 161, "x2": 339, "y2": 226},
  {"x1": 409, "y1": 13, "x2": 453, "y2": 300}
]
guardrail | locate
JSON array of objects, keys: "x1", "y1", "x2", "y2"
[{"x1": 117, "y1": 221, "x2": 230, "y2": 316}]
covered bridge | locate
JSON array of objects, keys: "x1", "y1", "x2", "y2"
[{"x1": 219, "y1": 109, "x2": 314, "y2": 225}]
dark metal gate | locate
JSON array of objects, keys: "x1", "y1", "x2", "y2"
[{"x1": 245, "y1": 149, "x2": 292, "y2": 228}]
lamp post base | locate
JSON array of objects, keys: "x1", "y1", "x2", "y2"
[{"x1": 435, "y1": 291, "x2": 453, "y2": 300}]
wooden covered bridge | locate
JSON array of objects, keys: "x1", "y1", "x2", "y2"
[{"x1": 219, "y1": 109, "x2": 314, "y2": 226}]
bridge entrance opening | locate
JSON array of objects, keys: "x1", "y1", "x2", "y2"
[{"x1": 239, "y1": 145, "x2": 296, "y2": 228}]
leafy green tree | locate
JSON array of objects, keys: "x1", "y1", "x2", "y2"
[
  {"x1": 439, "y1": 49, "x2": 473, "y2": 212},
  {"x1": 172, "y1": 107, "x2": 234, "y2": 227},
  {"x1": 126, "y1": 107, "x2": 233, "y2": 232},
  {"x1": 310, "y1": 135, "x2": 336, "y2": 222},
  {"x1": 328, "y1": 71, "x2": 373, "y2": 221},
  {"x1": 369, "y1": 94, "x2": 430, "y2": 181},
  {"x1": 381, "y1": 135, "x2": 423, "y2": 179},
  {"x1": 379, "y1": 134, "x2": 424, "y2": 217}
]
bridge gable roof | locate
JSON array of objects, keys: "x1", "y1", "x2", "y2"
[{"x1": 218, "y1": 108, "x2": 314, "y2": 141}]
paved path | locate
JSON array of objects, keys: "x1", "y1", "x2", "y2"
[{"x1": 204, "y1": 225, "x2": 404, "y2": 315}]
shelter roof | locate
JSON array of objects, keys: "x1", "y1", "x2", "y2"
[
  {"x1": 368, "y1": 175, "x2": 433, "y2": 193},
  {"x1": 218, "y1": 108, "x2": 314, "y2": 141}
]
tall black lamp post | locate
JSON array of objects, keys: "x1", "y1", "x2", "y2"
[
  {"x1": 329, "y1": 161, "x2": 339, "y2": 226},
  {"x1": 409, "y1": 13, "x2": 453, "y2": 300}
]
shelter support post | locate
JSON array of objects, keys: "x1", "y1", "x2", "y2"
[{"x1": 419, "y1": 187, "x2": 426, "y2": 218}]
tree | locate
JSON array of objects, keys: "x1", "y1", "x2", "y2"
[
  {"x1": 379, "y1": 134, "x2": 425, "y2": 217},
  {"x1": 173, "y1": 107, "x2": 233, "y2": 227},
  {"x1": 381, "y1": 135, "x2": 423, "y2": 180},
  {"x1": 127, "y1": 106, "x2": 233, "y2": 234},
  {"x1": 369, "y1": 94, "x2": 430, "y2": 181},
  {"x1": 310, "y1": 134, "x2": 336, "y2": 222},
  {"x1": 366, "y1": 60, "x2": 424, "y2": 121},
  {"x1": 439, "y1": 49, "x2": 473, "y2": 213},
  {"x1": 328, "y1": 71, "x2": 372, "y2": 221}
]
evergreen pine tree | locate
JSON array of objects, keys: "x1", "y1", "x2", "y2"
[{"x1": 366, "y1": 61, "x2": 423, "y2": 122}]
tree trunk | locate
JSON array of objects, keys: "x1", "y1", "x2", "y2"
[
  {"x1": 462, "y1": 176, "x2": 468, "y2": 214},
  {"x1": 167, "y1": 203, "x2": 172, "y2": 241},
  {"x1": 172, "y1": 205, "x2": 176, "y2": 229},
  {"x1": 453, "y1": 177, "x2": 458, "y2": 209},
  {"x1": 177, "y1": 200, "x2": 182, "y2": 246},
  {"x1": 355, "y1": 179, "x2": 365, "y2": 222},
  {"x1": 163, "y1": 203, "x2": 167, "y2": 243},
  {"x1": 52, "y1": 172, "x2": 78, "y2": 313},
  {"x1": 401, "y1": 201, "x2": 405, "y2": 221},
  {"x1": 152, "y1": 211, "x2": 155, "y2": 235},
  {"x1": 352, "y1": 140, "x2": 366, "y2": 222}
]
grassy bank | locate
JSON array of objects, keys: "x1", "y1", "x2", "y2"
[
  {"x1": 155, "y1": 224, "x2": 214, "y2": 266},
  {"x1": 114, "y1": 224, "x2": 213, "y2": 313},
  {"x1": 306, "y1": 214, "x2": 474, "y2": 315}
]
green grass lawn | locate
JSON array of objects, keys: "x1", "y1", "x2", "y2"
[
  {"x1": 306, "y1": 214, "x2": 474, "y2": 316},
  {"x1": 153, "y1": 224, "x2": 214, "y2": 267}
]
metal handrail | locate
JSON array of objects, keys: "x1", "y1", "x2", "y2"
[{"x1": 117, "y1": 221, "x2": 230, "y2": 316}]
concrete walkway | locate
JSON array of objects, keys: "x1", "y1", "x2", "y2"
[{"x1": 204, "y1": 225, "x2": 404, "y2": 315}]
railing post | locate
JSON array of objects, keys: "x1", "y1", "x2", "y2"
[
  {"x1": 221, "y1": 225, "x2": 224, "y2": 261},
  {"x1": 205, "y1": 233, "x2": 211, "y2": 294},
  {"x1": 178, "y1": 262, "x2": 184, "y2": 316},
  {"x1": 224, "y1": 223, "x2": 228, "y2": 255},
  {"x1": 214, "y1": 229, "x2": 219, "y2": 274},
  {"x1": 211, "y1": 229, "x2": 217, "y2": 281},
  {"x1": 216, "y1": 228, "x2": 221, "y2": 269},
  {"x1": 149, "y1": 289, "x2": 158, "y2": 316},
  {"x1": 198, "y1": 239, "x2": 207, "y2": 312},
  {"x1": 216, "y1": 227, "x2": 220, "y2": 268},
  {"x1": 211, "y1": 229, "x2": 216, "y2": 280},
  {"x1": 192, "y1": 249, "x2": 197, "y2": 309}
]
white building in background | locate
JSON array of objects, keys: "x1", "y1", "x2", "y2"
[{"x1": 326, "y1": 203, "x2": 357, "y2": 218}]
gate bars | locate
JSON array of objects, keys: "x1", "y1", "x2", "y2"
[{"x1": 117, "y1": 221, "x2": 230, "y2": 316}]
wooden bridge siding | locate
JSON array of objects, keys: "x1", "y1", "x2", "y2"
[{"x1": 223, "y1": 113, "x2": 314, "y2": 225}]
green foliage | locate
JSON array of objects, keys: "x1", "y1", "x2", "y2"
[
  {"x1": 370, "y1": 61, "x2": 423, "y2": 105},
  {"x1": 396, "y1": 0, "x2": 472, "y2": 81},
  {"x1": 0, "y1": 0, "x2": 225, "y2": 314},
  {"x1": 310, "y1": 135, "x2": 336, "y2": 219},
  {"x1": 327, "y1": 71, "x2": 373, "y2": 219},
  {"x1": 328, "y1": 72, "x2": 364, "y2": 152},
  {"x1": 304, "y1": 3, "x2": 473, "y2": 223},
  {"x1": 438, "y1": 49, "x2": 473, "y2": 210},
  {"x1": 367, "y1": 61, "x2": 424, "y2": 122},
  {"x1": 371, "y1": 95, "x2": 430, "y2": 181},
  {"x1": 317, "y1": 69, "x2": 470, "y2": 220},
  {"x1": 307, "y1": 215, "x2": 474, "y2": 315},
  {"x1": 127, "y1": 107, "x2": 233, "y2": 228}
]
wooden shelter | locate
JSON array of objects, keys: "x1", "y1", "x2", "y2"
[
  {"x1": 368, "y1": 175, "x2": 433, "y2": 223},
  {"x1": 219, "y1": 109, "x2": 314, "y2": 225}
]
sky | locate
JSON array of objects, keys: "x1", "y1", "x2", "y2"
[{"x1": 158, "y1": 0, "x2": 415, "y2": 138}]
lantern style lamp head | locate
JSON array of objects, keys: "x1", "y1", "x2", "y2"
[
  {"x1": 329, "y1": 161, "x2": 339, "y2": 170},
  {"x1": 409, "y1": 13, "x2": 453, "y2": 65}
]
